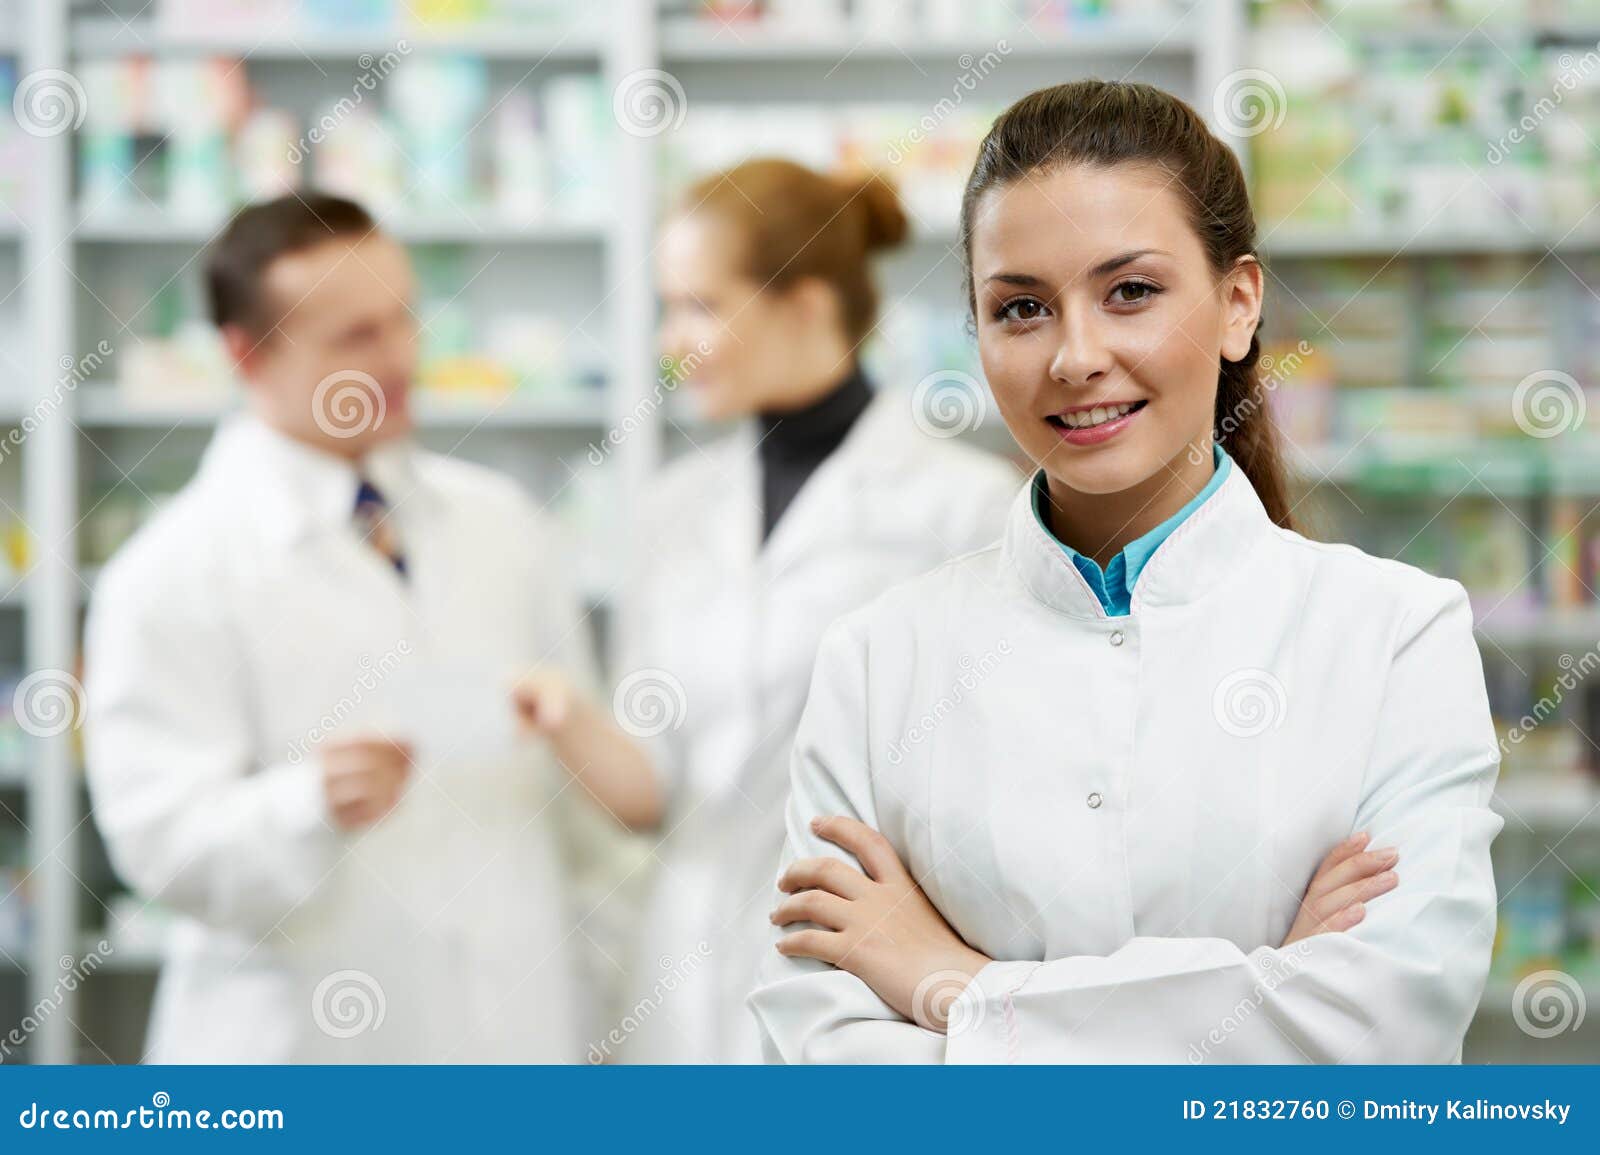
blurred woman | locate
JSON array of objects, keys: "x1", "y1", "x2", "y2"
[{"x1": 615, "y1": 159, "x2": 1017, "y2": 1063}]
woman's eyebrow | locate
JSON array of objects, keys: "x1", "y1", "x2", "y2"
[
  {"x1": 1088, "y1": 248, "x2": 1171, "y2": 277},
  {"x1": 984, "y1": 272, "x2": 1044, "y2": 286},
  {"x1": 984, "y1": 248, "x2": 1172, "y2": 288}
]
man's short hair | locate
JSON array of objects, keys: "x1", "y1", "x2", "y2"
[{"x1": 204, "y1": 192, "x2": 377, "y2": 333}]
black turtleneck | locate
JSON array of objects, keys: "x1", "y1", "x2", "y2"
[{"x1": 756, "y1": 364, "x2": 873, "y2": 542}]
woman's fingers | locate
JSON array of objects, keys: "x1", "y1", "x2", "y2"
[
  {"x1": 1282, "y1": 836, "x2": 1399, "y2": 947},
  {"x1": 1311, "y1": 831, "x2": 1371, "y2": 883},
  {"x1": 811, "y1": 815, "x2": 906, "y2": 883},
  {"x1": 1306, "y1": 846, "x2": 1399, "y2": 905},
  {"x1": 1313, "y1": 868, "x2": 1399, "y2": 923},
  {"x1": 1321, "y1": 902, "x2": 1367, "y2": 933},
  {"x1": 774, "y1": 928, "x2": 843, "y2": 965},
  {"x1": 770, "y1": 890, "x2": 851, "y2": 931},
  {"x1": 778, "y1": 856, "x2": 869, "y2": 900}
]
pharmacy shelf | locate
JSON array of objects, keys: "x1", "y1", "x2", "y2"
[
  {"x1": 1494, "y1": 785, "x2": 1600, "y2": 831},
  {"x1": 659, "y1": 21, "x2": 1198, "y2": 62},
  {"x1": 72, "y1": 16, "x2": 605, "y2": 60},
  {"x1": 1290, "y1": 437, "x2": 1600, "y2": 496},
  {"x1": 1264, "y1": 227, "x2": 1600, "y2": 260},
  {"x1": 1476, "y1": 979, "x2": 1600, "y2": 1017},
  {"x1": 73, "y1": 207, "x2": 607, "y2": 246},
  {"x1": 1331, "y1": 20, "x2": 1600, "y2": 46},
  {"x1": 73, "y1": 384, "x2": 612, "y2": 430},
  {"x1": 1474, "y1": 602, "x2": 1600, "y2": 649},
  {"x1": 892, "y1": 224, "x2": 1600, "y2": 261}
]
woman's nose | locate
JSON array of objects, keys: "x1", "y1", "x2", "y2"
[{"x1": 1048, "y1": 311, "x2": 1115, "y2": 386}]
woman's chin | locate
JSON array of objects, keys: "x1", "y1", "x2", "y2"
[
  {"x1": 1041, "y1": 444, "x2": 1170, "y2": 496},
  {"x1": 688, "y1": 384, "x2": 748, "y2": 423}
]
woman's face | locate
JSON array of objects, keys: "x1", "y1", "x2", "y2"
[
  {"x1": 969, "y1": 162, "x2": 1262, "y2": 495},
  {"x1": 657, "y1": 211, "x2": 815, "y2": 421}
]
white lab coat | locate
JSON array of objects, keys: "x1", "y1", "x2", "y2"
[
  {"x1": 751, "y1": 461, "x2": 1505, "y2": 1063},
  {"x1": 615, "y1": 388, "x2": 1017, "y2": 1063},
  {"x1": 84, "y1": 415, "x2": 593, "y2": 1063}
]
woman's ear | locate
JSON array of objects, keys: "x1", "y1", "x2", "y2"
[
  {"x1": 782, "y1": 275, "x2": 843, "y2": 332},
  {"x1": 1219, "y1": 256, "x2": 1264, "y2": 364}
]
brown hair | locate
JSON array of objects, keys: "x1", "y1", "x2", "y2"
[
  {"x1": 205, "y1": 192, "x2": 376, "y2": 333},
  {"x1": 679, "y1": 158, "x2": 908, "y2": 346},
  {"x1": 959, "y1": 81, "x2": 1295, "y2": 531}
]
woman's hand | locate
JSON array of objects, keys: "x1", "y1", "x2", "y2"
[
  {"x1": 511, "y1": 668, "x2": 576, "y2": 737},
  {"x1": 1281, "y1": 831, "x2": 1399, "y2": 948},
  {"x1": 508, "y1": 668, "x2": 665, "y2": 830},
  {"x1": 771, "y1": 815, "x2": 991, "y2": 1033}
]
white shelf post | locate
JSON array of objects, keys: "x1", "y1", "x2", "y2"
[{"x1": 22, "y1": 0, "x2": 79, "y2": 1067}]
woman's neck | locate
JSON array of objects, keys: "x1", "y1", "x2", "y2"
[
  {"x1": 757, "y1": 362, "x2": 871, "y2": 454},
  {"x1": 1044, "y1": 439, "x2": 1216, "y2": 569}
]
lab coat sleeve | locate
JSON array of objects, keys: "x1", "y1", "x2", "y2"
[
  {"x1": 609, "y1": 504, "x2": 688, "y2": 803},
  {"x1": 747, "y1": 617, "x2": 948, "y2": 1063},
  {"x1": 528, "y1": 507, "x2": 602, "y2": 701},
  {"x1": 84, "y1": 562, "x2": 338, "y2": 937},
  {"x1": 944, "y1": 578, "x2": 1504, "y2": 1064}
]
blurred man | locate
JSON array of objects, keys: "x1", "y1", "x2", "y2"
[{"x1": 83, "y1": 193, "x2": 659, "y2": 1063}]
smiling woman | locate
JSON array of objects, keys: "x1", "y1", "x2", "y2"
[{"x1": 749, "y1": 81, "x2": 1505, "y2": 1064}]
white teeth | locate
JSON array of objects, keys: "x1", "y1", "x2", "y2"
[{"x1": 1062, "y1": 402, "x2": 1136, "y2": 429}]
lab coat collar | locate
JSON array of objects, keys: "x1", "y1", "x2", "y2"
[
  {"x1": 1004, "y1": 456, "x2": 1273, "y2": 618},
  {"x1": 752, "y1": 383, "x2": 934, "y2": 559},
  {"x1": 735, "y1": 385, "x2": 923, "y2": 569},
  {"x1": 200, "y1": 412, "x2": 434, "y2": 546}
]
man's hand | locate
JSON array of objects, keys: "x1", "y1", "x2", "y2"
[{"x1": 321, "y1": 737, "x2": 413, "y2": 831}]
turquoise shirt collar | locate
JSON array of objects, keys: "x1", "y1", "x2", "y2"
[{"x1": 1030, "y1": 443, "x2": 1233, "y2": 617}]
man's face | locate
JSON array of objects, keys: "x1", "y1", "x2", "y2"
[{"x1": 230, "y1": 233, "x2": 419, "y2": 457}]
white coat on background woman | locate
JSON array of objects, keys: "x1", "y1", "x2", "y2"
[
  {"x1": 752, "y1": 82, "x2": 1504, "y2": 1063},
  {"x1": 614, "y1": 159, "x2": 1016, "y2": 1063}
]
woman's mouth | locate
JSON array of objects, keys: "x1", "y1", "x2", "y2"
[{"x1": 1046, "y1": 399, "x2": 1147, "y2": 445}]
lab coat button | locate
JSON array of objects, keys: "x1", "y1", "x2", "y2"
[
  {"x1": 1108, "y1": 630, "x2": 1124, "y2": 647},
  {"x1": 1086, "y1": 791, "x2": 1103, "y2": 809}
]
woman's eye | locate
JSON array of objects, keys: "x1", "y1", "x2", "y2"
[
  {"x1": 996, "y1": 297, "x2": 1047, "y2": 322},
  {"x1": 1111, "y1": 280, "x2": 1161, "y2": 305}
]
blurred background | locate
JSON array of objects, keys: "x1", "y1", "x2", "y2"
[{"x1": 0, "y1": 0, "x2": 1595, "y2": 1063}]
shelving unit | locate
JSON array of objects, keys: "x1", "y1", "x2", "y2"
[{"x1": 0, "y1": 0, "x2": 661, "y2": 1065}]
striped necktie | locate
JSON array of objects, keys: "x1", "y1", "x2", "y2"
[{"x1": 353, "y1": 477, "x2": 407, "y2": 577}]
